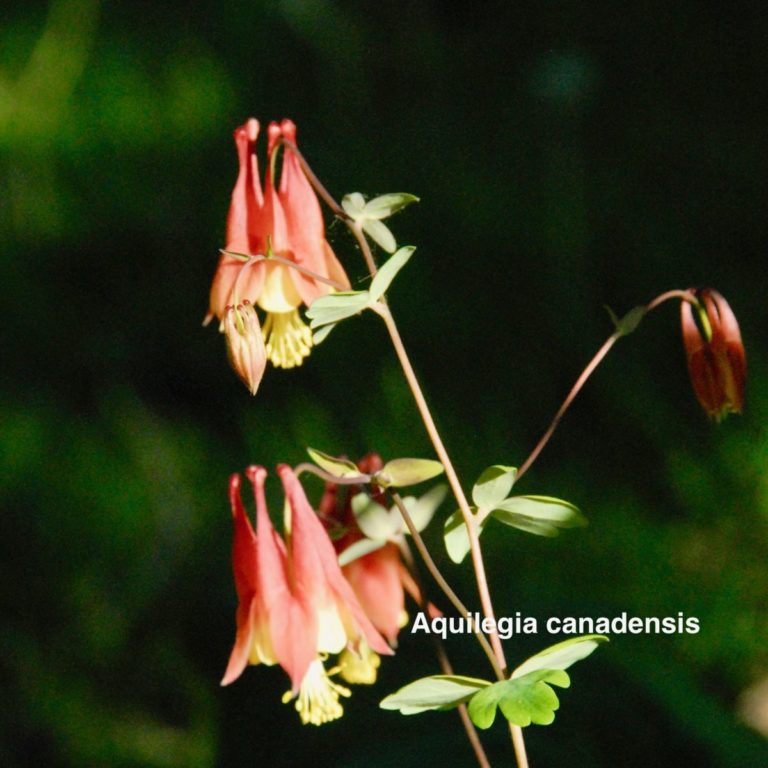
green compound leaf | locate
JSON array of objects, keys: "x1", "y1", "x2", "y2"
[
  {"x1": 377, "y1": 457, "x2": 444, "y2": 488},
  {"x1": 351, "y1": 493, "x2": 401, "y2": 541},
  {"x1": 491, "y1": 495, "x2": 587, "y2": 537},
  {"x1": 337, "y1": 537, "x2": 387, "y2": 566},
  {"x1": 306, "y1": 448, "x2": 363, "y2": 479},
  {"x1": 362, "y1": 219, "x2": 397, "y2": 253},
  {"x1": 362, "y1": 192, "x2": 420, "y2": 220},
  {"x1": 468, "y1": 670, "x2": 570, "y2": 729},
  {"x1": 443, "y1": 508, "x2": 487, "y2": 564},
  {"x1": 369, "y1": 246, "x2": 415, "y2": 302},
  {"x1": 471, "y1": 465, "x2": 517, "y2": 510},
  {"x1": 380, "y1": 675, "x2": 491, "y2": 715},
  {"x1": 306, "y1": 291, "x2": 370, "y2": 328},
  {"x1": 512, "y1": 635, "x2": 609, "y2": 679}
]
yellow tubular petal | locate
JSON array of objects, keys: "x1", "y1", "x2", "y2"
[
  {"x1": 262, "y1": 310, "x2": 313, "y2": 369},
  {"x1": 316, "y1": 603, "x2": 348, "y2": 655},
  {"x1": 285, "y1": 658, "x2": 351, "y2": 726},
  {"x1": 248, "y1": 618, "x2": 278, "y2": 667},
  {"x1": 258, "y1": 262, "x2": 302, "y2": 313}
]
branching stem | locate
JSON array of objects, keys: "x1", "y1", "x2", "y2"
[
  {"x1": 390, "y1": 492, "x2": 501, "y2": 677},
  {"x1": 517, "y1": 288, "x2": 699, "y2": 482},
  {"x1": 397, "y1": 537, "x2": 492, "y2": 768},
  {"x1": 296, "y1": 146, "x2": 529, "y2": 768}
]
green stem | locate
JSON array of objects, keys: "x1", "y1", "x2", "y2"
[
  {"x1": 391, "y1": 492, "x2": 501, "y2": 677},
  {"x1": 397, "y1": 536, "x2": 492, "y2": 768},
  {"x1": 294, "y1": 150, "x2": 527, "y2": 767}
]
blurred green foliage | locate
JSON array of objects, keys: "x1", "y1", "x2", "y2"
[{"x1": 1, "y1": 0, "x2": 767, "y2": 765}]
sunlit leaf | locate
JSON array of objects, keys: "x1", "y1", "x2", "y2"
[
  {"x1": 404, "y1": 484, "x2": 447, "y2": 533},
  {"x1": 341, "y1": 192, "x2": 366, "y2": 218},
  {"x1": 306, "y1": 448, "x2": 363, "y2": 479},
  {"x1": 351, "y1": 493, "x2": 401, "y2": 540},
  {"x1": 369, "y1": 246, "x2": 415, "y2": 302},
  {"x1": 312, "y1": 322, "x2": 336, "y2": 345},
  {"x1": 380, "y1": 675, "x2": 490, "y2": 715},
  {"x1": 471, "y1": 465, "x2": 517, "y2": 510},
  {"x1": 306, "y1": 291, "x2": 370, "y2": 327},
  {"x1": 511, "y1": 635, "x2": 609, "y2": 679},
  {"x1": 491, "y1": 495, "x2": 586, "y2": 537},
  {"x1": 363, "y1": 192, "x2": 420, "y2": 220},
  {"x1": 378, "y1": 457, "x2": 444, "y2": 488},
  {"x1": 362, "y1": 219, "x2": 397, "y2": 253},
  {"x1": 444, "y1": 508, "x2": 486, "y2": 564}
]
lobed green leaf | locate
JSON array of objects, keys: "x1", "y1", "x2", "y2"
[
  {"x1": 312, "y1": 322, "x2": 337, "y2": 345},
  {"x1": 472, "y1": 465, "x2": 517, "y2": 510},
  {"x1": 468, "y1": 670, "x2": 570, "y2": 729},
  {"x1": 380, "y1": 675, "x2": 490, "y2": 715},
  {"x1": 362, "y1": 219, "x2": 397, "y2": 253},
  {"x1": 362, "y1": 192, "x2": 420, "y2": 220},
  {"x1": 351, "y1": 493, "x2": 401, "y2": 541},
  {"x1": 306, "y1": 291, "x2": 370, "y2": 327},
  {"x1": 341, "y1": 192, "x2": 366, "y2": 218},
  {"x1": 306, "y1": 448, "x2": 363, "y2": 479},
  {"x1": 491, "y1": 495, "x2": 586, "y2": 537},
  {"x1": 378, "y1": 457, "x2": 444, "y2": 488},
  {"x1": 511, "y1": 635, "x2": 609, "y2": 679},
  {"x1": 369, "y1": 246, "x2": 415, "y2": 302},
  {"x1": 443, "y1": 508, "x2": 487, "y2": 564},
  {"x1": 403, "y1": 484, "x2": 447, "y2": 533}
]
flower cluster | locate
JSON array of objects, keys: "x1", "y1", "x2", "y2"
[
  {"x1": 221, "y1": 464, "x2": 392, "y2": 725},
  {"x1": 206, "y1": 119, "x2": 349, "y2": 394}
]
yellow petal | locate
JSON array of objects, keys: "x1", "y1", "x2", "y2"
[
  {"x1": 316, "y1": 603, "x2": 347, "y2": 655},
  {"x1": 258, "y1": 262, "x2": 301, "y2": 313}
]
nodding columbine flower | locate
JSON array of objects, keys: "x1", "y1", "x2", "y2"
[
  {"x1": 681, "y1": 288, "x2": 746, "y2": 421},
  {"x1": 223, "y1": 301, "x2": 267, "y2": 396},
  {"x1": 206, "y1": 118, "x2": 349, "y2": 379},
  {"x1": 221, "y1": 465, "x2": 391, "y2": 726},
  {"x1": 318, "y1": 453, "x2": 427, "y2": 685}
]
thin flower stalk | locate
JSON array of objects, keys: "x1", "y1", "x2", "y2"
[
  {"x1": 290, "y1": 136, "x2": 531, "y2": 768},
  {"x1": 396, "y1": 536, "x2": 491, "y2": 768},
  {"x1": 517, "y1": 288, "x2": 699, "y2": 482}
]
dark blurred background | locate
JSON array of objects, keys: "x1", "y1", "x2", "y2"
[{"x1": 2, "y1": 1, "x2": 767, "y2": 765}]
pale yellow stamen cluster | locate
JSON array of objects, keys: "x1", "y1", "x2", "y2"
[
  {"x1": 283, "y1": 658, "x2": 351, "y2": 726},
  {"x1": 262, "y1": 309, "x2": 313, "y2": 369}
]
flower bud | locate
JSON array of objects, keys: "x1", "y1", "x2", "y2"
[
  {"x1": 224, "y1": 301, "x2": 267, "y2": 395},
  {"x1": 681, "y1": 288, "x2": 746, "y2": 421}
]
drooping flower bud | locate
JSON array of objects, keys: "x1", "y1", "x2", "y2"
[
  {"x1": 681, "y1": 288, "x2": 746, "y2": 421},
  {"x1": 224, "y1": 301, "x2": 267, "y2": 396}
]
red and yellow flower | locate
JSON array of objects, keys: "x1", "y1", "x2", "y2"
[
  {"x1": 681, "y1": 288, "x2": 746, "y2": 421},
  {"x1": 207, "y1": 118, "x2": 349, "y2": 382},
  {"x1": 221, "y1": 464, "x2": 391, "y2": 725}
]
